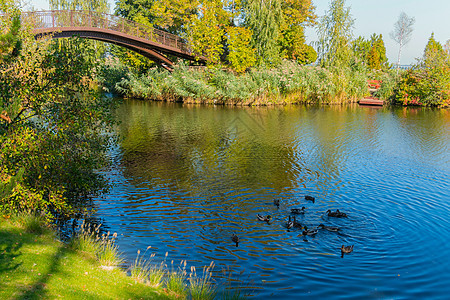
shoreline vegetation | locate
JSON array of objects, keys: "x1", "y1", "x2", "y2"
[
  {"x1": 0, "y1": 213, "x2": 242, "y2": 299},
  {"x1": 100, "y1": 58, "x2": 449, "y2": 108}
]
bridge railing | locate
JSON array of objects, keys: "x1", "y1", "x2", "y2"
[{"x1": 22, "y1": 10, "x2": 191, "y2": 55}]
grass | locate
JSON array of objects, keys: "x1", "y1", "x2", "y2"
[
  {"x1": 0, "y1": 214, "x2": 174, "y2": 299},
  {"x1": 0, "y1": 213, "x2": 246, "y2": 299}
]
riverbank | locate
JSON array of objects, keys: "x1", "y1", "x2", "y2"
[
  {"x1": 0, "y1": 213, "x2": 223, "y2": 299},
  {"x1": 104, "y1": 60, "x2": 370, "y2": 106}
]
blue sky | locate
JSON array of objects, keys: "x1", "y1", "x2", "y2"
[{"x1": 24, "y1": 0, "x2": 450, "y2": 65}]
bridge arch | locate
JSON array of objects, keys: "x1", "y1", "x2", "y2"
[{"x1": 23, "y1": 10, "x2": 204, "y2": 70}]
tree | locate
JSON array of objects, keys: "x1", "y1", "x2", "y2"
[
  {"x1": 394, "y1": 33, "x2": 450, "y2": 106},
  {"x1": 352, "y1": 34, "x2": 388, "y2": 70},
  {"x1": 1, "y1": 3, "x2": 115, "y2": 219},
  {"x1": 390, "y1": 12, "x2": 415, "y2": 70},
  {"x1": 316, "y1": 0, "x2": 354, "y2": 67},
  {"x1": 226, "y1": 26, "x2": 256, "y2": 72},
  {"x1": 278, "y1": 0, "x2": 317, "y2": 64},
  {"x1": 445, "y1": 40, "x2": 450, "y2": 56},
  {"x1": 0, "y1": 0, "x2": 21, "y2": 62},
  {"x1": 245, "y1": 0, "x2": 283, "y2": 65},
  {"x1": 368, "y1": 34, "x2": 388, "y2": 70},
  {"x1": 114, "y1": 0, "x2": 199, "y2": 72},
  {"x1": 352, "y1": 36, "x2": 371, "y2": 65}
]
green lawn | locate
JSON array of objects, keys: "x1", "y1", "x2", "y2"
[{"x1": 0, "y1": 216, "x2": 175, "y2": 299}]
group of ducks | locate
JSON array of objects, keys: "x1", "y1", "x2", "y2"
[{"x1": 231, "y1": 195, "x2": 354, "y2": 257}]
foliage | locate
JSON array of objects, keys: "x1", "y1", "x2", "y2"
[
  {"x1": 97, "y1": 56, "x2": 130, "y2": 94},
  {"x1": 316, "y1": 0, "x2": 355, "y2": 68},
  {"x1": 115, "y1": 60, "x2": 368, "y2": 104},
  {"x1": 226, "y1": 26, "x2": 256, "y2": 73},
  {"x1": 115, "y1": 0, "x2": 198, "y2": 35},
  {"x1": 372, "y1": 69, "x2": 400, "y2": 101},
  {"x1": 188, "y1": 0, "x2": 229, "y2": 66},
  {"x1": 390, "y1": 12, "x2": 415, "y2": 68},
  {"x1": 353, "y1": 34, "x2": 388, "y2": 70},
  {"x1": 279, "y1": 0, "x2": 317, "y2": 64},
  {"x1": 245, "y1": 0, "x2": 283, "y2": 65},
  {"x1": 0, "y1": 4, "x2": 114, "y2": 220},
  {"x1": 113, "y1": 0, "x2": 316, "y2": 71},
  {"x1": 368, "y1": 34, "x2": 388, "y2": 70},
  {"x1": 393, "y1": 33, "x2": 450, "y2": 107},
  {"x1": 0, "y1": 1, "x2": 21, "y2": 63}
]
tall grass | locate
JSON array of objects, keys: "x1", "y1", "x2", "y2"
[
  {"x1": 70, "y1": 221, "x2": 123, "y2": 267},
  {"x1": 128, "y1": 248, "x2": 222, "y2": 299},
  {"x1": 166, "y1": 260, "x2": 188, "y2": 297},
  {"x1": 189, "y1": 262, "x2": 217, "y2": 300},
  {"x1": 112, "y1": 60, "x2": 370, "y2": 105},
  {"x1": 11, "y1": 210, "x2": 49, "y2": 235}
]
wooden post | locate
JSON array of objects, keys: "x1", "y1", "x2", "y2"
[{"x1": 52, "y1": 11, "x2": 55, "y2": 28}]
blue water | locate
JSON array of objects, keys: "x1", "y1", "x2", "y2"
[{"x1": 95, "y1": 101, "x2": 450, "y2": 298}]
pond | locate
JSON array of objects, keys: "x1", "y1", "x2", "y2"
[{"x1": 95, "y1": 100, "x2": 450, "y2": 298}]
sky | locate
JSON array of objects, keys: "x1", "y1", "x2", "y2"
[{"x1": 23, "y1": 0, "x2": 450, "y2": 65}]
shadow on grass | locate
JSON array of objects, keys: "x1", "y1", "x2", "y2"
[
  {"x1": 0, "y1": 226, "x2": 171, "y2": 299},
  {"x1": 0, "y1": 228, "x2": 23, "y2": 274}
]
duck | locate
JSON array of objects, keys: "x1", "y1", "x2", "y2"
[
  {"x1": 318, "y1": 223, "x2": 339, "y2": 232},
  {"x1": 257, "y1": 214, "x2": 272, "y2": 223},
  {"x1": 326, "y1": 209, "x2": 348, "y2": 218},
  {"x1": 291, "y1": 207, "x2": 306, "y2": 214},
  {"x1": 285, "y1": 216, "x2": 294, "y2": 229},
  {"x1": 273, "y1": 199, "x2": 280, "y2": 208},
  {"x1": 305, "y1": 195, "x2": 315, "y2": 203},
  {"x1": 341, "y1": 245, "x2": 354, "y2": 254},
  {"x1": 293, "y1": 216, "x2": 302, "y2": 228},
  {"x1": 231, "y1": 234, "x2": 240, "y2": 247},
  {"x1": 302, "y1": 226, "x2": 319, "y2": 236}
]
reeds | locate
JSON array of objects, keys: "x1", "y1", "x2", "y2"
[{"x1": 113, "y1": 60, "x2": 370, "y2": 105}]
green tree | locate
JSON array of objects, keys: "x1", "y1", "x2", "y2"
[
  {"x1": 368, "y1": 34, "x2": 388, "y2": 70},
  {"x1": 352, "y1": 36, "x2": 371, "y2": 65},
  {"x1": 394, "y1": 33, "x2": 450, "y2": 106},
  {"x1": 188, "y1": 0, "x2": 229, "y2": 65},
  {"x1": 1, "y1": 4, "x2": 115, "y2": 219},
  {"x1": 278, "y1": 0, "x2": 317, "y2": 64},
  {"x1": 245, "y1": 0, "x2": 283, "y2": 65},
  {"x1": 316, "y1": 0, "x2": 354, "y2": 67},
  {"x1": 226, "y1": 26, "x2": 256, "y2": 72},
  {"x1": 0, "y1": 0, "x2": 21, "y2": 62}
]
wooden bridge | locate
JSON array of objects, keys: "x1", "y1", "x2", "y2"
[{"x1": 22, "y1": 10, "x2": 203, "y2": 70}]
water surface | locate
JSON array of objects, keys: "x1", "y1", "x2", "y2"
[{"x1": 95, "y1": 101, "x2": 450, "y2": 298}]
